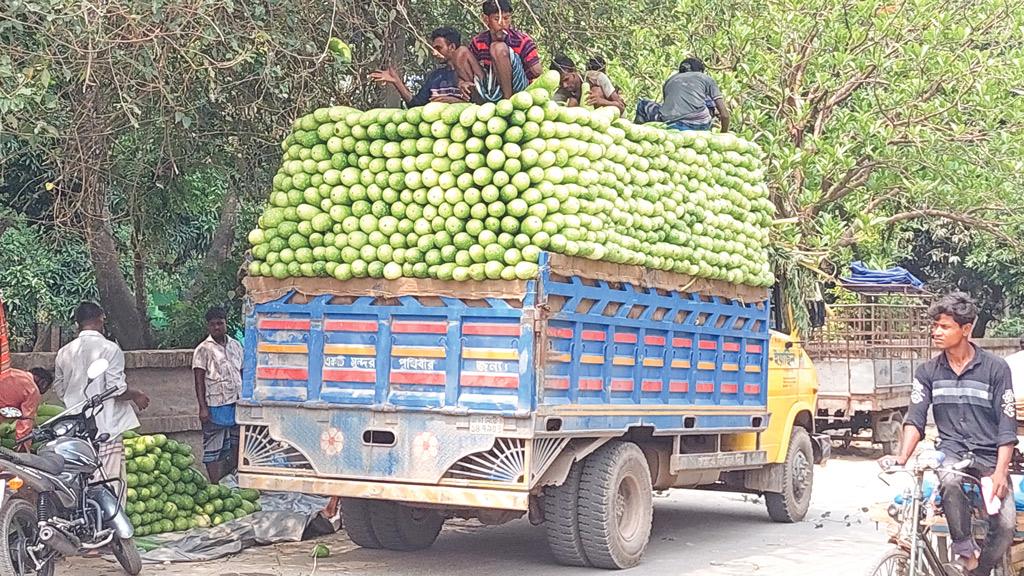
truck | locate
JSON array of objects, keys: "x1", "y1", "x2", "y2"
[
  {"x1": 236, "y1": 252, "x2": 829, "y2": 569},
  {"x1": 807, "y1": 282, "x2": 928, "y2": 454}
]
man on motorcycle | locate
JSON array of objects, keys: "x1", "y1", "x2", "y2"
[
  {"x1": 52, "y1": 302, "x2": 150, "y2": 503},
  {"x1": 887, "y1": 292, "x2": 1017, "y2": 575}
]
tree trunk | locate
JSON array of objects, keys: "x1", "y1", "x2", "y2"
[
  {"x1": 71, "y1": 83, "x2": 153, "y2": 350},
  {"x1": 381, "y1": 3, "x2": 407, "y2": 109},
  {"x1": 183, "y1": 185, "x2": 241, "y2": 303},
  {"x1": 132, "y1": 213, "x2": 148, "y2": 321},
  {"x1": 82, "y1": 201, "x2": 152, "y2": 350}
]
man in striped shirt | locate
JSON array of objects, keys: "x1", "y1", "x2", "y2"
[{"x1": 470, "y1": 0, "x2": 543, "y2": 102}]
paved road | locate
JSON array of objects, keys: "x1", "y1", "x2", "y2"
[{"x1": 71, "y1": 449, "x2": 897, "y2": 576}]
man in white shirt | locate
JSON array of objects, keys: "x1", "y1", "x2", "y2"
[
  {"x1": 1009, "y1": 335, "x2": 1024, "y2": 415},
  {"x1": 53, "y1": 302, "x2": 150, "y2": 503}
]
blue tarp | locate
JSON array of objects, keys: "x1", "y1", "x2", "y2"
[{"x1": 842, "y1": 261, "x2": 924, "y2": 288}]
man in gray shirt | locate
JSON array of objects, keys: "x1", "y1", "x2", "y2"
[{"x1": 636, "y1": 57, "x2": 730, "y2": 132}]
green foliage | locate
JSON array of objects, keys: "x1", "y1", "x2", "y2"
[
  {"x1": 2, "y1": 0, "x2": 1022, "y2": 340},
  {"x1": 0, "y1": 210, "x2": 95, "y2": 346}
]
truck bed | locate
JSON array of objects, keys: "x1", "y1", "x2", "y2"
[{"x1": 237, "y1": 253, "x2": 771, "y2": 490}]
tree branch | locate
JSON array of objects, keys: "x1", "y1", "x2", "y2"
[
  {"x1": 839, "y1": 208, "x2": 1017, "y2": 247},
  {"x1": 803, "y1": 157, "x2": 881, "y2": 218}
]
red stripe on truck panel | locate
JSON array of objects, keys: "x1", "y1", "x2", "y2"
[
  {"x1": 463, "y1": 323, "x2": 520, "y2": 337},
  {"x1": 613, "y1": 333, "x2": 637, "y2": 344},
  {"x1": 460, "y1": 374, "x2": 519, "y2": 389},
  {"x1": 641, "y1": 380, "x2": 663, "y2": 392},
  {"x1": 547, "y1": 327, "x2": 573, "y2": 339},
  {"x1": 258, "y1": 319, "x2": 310, "y2": 331},
  {"x1": 392, "y1": 321, "x2": 447, "y2": 334},
  {"x1": 610, "y1": 378, "x2": 634, "y2": 391},
  {"x1": 721, "y1": 383, "x2": 739, "y2": 394},
  {"x1": 324, "y1": 319, "x2": 378, "y2": 332},
  {"x1": 672, "y1": 337, "x2": 693, "y2": 348},
  {"x1": 545, "y1": 377, "x2": 570, "y2": 390},
  {"x1": 644, "y1": 335, "x2": 666, "y2": 346},
  {"x1": 696, "y1": 382, "x2": 715, "y2": 393},
  {"x1": 669, "y1": 380, "x2": 689, "y2": 393},
  {"x1": 390, "y1": 370, "x2": 446, "y2": 385},
  {"x1": 747, "y1": 344, "x2": 763, "y2": 354},
  {"x1": 744, "y1": 384, "x2": 761, "y2": 395},
  {"x1": 323, "y1": 369, "x2": 376, "y2": 383},
  {"x1": 582, "y1": 330, "x2": 606, "y2": 341},
  {"x1": 257, "y1": 367, "x2": 308, "y2": 381},
  {"x1": 698, "y1": 340, "x2": 717, "y2": 350},
  {"x1": 723, "y1": 342, "x2": 741, "y2": 352},
  {"x1": 579, "y1": 378, "x2": 603, "y2": 391}
]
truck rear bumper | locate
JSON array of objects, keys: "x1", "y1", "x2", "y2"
[
  {"x1": 811, "y1": 433, "x2": 832, "y2": 464},
  {"x1": 239, "y1": 472, "x2": 529, "y2": 511}
]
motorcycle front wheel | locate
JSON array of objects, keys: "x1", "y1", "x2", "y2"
[
  {"x1": 866, "y1": 548, "x2": 913, "y2": 576},
  {"x1": 0, "y1": 498, "x2": 54, "y2": 576},
  {"x1": 112, "y1": 536, "x2": 142, "y2": 575}
]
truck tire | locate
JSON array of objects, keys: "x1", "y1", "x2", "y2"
[
  {"x1": 543, "y1": 459, "x2": 590, "y2": 567},
  {"x1": 367, "y1": 500, "x2": 444, "y2": 551},
  {"x1": 577, "y1": 442, "x2": 653, "y2": 569},
  {"x1": 878, "y1": 414, "x2": 903, "y2": 456},
  {"x1": 340, "y1": 498, "x2": 382, "y2": 549},
  {"x1": 765, "y1": 427, "x2": 814, "y2": 523}
]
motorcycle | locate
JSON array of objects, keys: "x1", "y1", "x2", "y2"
[{"x1": 0, "y1": 358, "x2": 141, "y2": 575}]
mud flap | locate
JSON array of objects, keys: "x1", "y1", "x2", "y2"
[{"x1": 811, "y1": 433, "x2": 832, "y2": 465}]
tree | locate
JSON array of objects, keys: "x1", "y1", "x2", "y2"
[
  {"x1": 3, "y1": 0, "x2": 1022, "y2": 344},
  {"x1": 623, "y1": 0, "x2": 1024, "y2": 325},
  {"x1": 0, "y1": 0, "x2": 402, "y2": 347}
]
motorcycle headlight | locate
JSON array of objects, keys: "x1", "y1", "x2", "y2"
[{"x1": 53, "y1": 422, "x2": 74, "y2": 436}]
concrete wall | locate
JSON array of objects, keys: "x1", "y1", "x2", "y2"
[
  {"x1": 976, "y1": 338, "x2": 1021, "y2": 358},
  {"x1": 12, "y1": 350, "x2": 203, "y2": 456}
]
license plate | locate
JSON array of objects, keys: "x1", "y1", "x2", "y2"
[{"x1": 469, "y1": 415, "x2": 504, "y2": 435}]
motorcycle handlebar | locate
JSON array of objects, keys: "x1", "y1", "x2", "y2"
[{"x1": 16, "y1": 386, "x2": 119, "y2": 447}]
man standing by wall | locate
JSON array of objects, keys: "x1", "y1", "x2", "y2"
[
  {"x1": 192, "y1": 307, "x2": 243, "y2": 482},
  {"x1": 53, "y1": 302, "x2": 150, "y2": 503}
]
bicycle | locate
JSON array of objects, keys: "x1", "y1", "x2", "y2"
[{"x1": 868, "y1": 450, "x2": 1017, "y2": 576}]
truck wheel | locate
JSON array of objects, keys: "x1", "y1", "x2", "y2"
[
  {"x1": 543, "y1": 459, "x2": 590, "y2": 567},
  {"x1": 766, "y1": 427, "x2": 814, "y2": 523},
  {"x1": 340, "y1": 498, "x2": 382, "y2": 549},
  {"x1": 878, "y1": 415, "x2": 903, "y2": 456},
  {"x1": 577, "y1": 442, "x2": 653, "y2": 569},
  {"x1": 879, "y1": 426, "x2": 902, "y2": 456},
  {"x1": 368, "y1": 500, "x2": 444, "y2": 551}
]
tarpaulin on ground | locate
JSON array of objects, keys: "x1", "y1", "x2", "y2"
[
  {"x1": 841, "y1": 261, "x2": 924, "y2": 288},
  {"x1": 136, "y1": 477, "x2": 332, "y2": 563}
]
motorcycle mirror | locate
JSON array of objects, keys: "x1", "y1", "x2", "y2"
[
  {"x1": 87, "y1": 359, "x2": 110, "y2": 381},
  {"x1": 0, "y1": 407, "x2": 23, "y2": 419}
]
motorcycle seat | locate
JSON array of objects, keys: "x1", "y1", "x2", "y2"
[{"x1": 0, "y1": 447, "x2": 65, "y2": 475}]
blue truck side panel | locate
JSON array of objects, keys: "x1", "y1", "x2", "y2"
[{"x1": 242, "y1": 253, "x2": 770, "y2": 431}]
